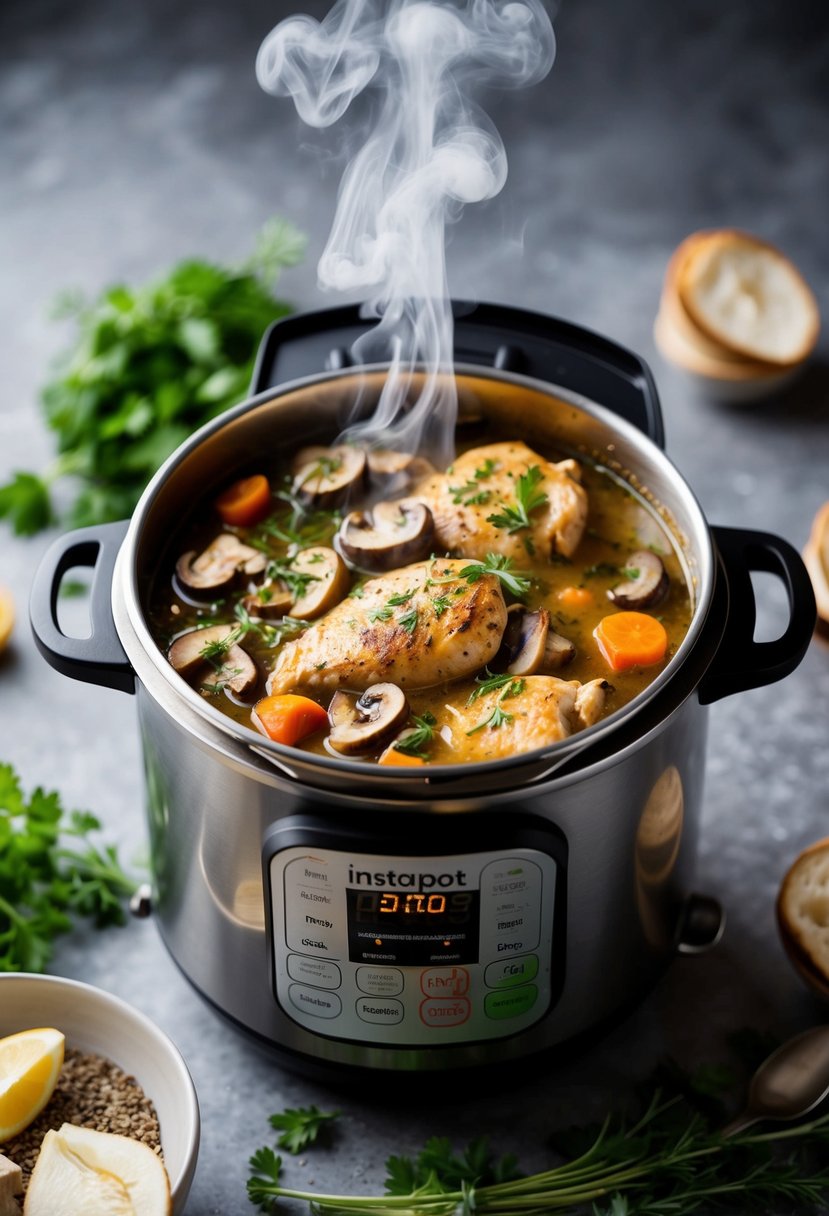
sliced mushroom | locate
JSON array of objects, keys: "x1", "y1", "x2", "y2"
[
  {"x1": 175, "y1": 533, "x2": 267, "y2": 597},
  {"x1": 327, "y1": 683, "x2": 409, "y2": 755},
  {"x1": 289, "y1": 547, "x2": 351, "y2": 619},
  {"x1": 291, "y1": 445, "x2": 367, "y2": 509},
  {"x1": 240, "y1": 586, "x2": 294, "y2": 620},
  {"x1": 542, "y1": 629, "x2": 576, "y2": 670},
  {"x1": 608, "y1": 550, "x2": 669, "y2": 610},
  {"x1": 167, "y1": 624, "x2": 258, "y2": 697},
  {"x1": 338, "y1": 500, "x2": 435, "y2": 573},
  {"x1": 497, "y1": 605, "x2": 551, "y2": 675},
  {"x1": 367, "y1": 449, "x2": 435, "y2": 485}
]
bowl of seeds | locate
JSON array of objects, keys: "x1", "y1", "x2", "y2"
[{"x1": 0, "y1": 973, "x2": 199, "y2": 1215}]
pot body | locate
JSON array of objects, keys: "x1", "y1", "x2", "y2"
[
  {"x1": 136, "y1": 661, "x2": 707, "y2": 1073},
  {"x1": 29, "y1": 307, "x2": 815, "y2": 1076}
]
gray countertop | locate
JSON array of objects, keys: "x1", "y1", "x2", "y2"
[{"x1": 2, "y1": 0, "x2": 828, "y2": 1212}]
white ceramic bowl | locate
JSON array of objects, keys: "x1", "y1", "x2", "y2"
[{"x1": 0, "y1": 973, "x2": 199, "y2": 1215}]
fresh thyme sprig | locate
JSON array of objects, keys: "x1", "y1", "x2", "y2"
[
  {"x1": 264, "y1": 556, "x2": 319, "y2": 600},
  {"x1": 487, "y1": 465, "x2": 548, "y2": 534},
  {"x1": 466, "y1": 678, "x2": 525, "y2": 735}
]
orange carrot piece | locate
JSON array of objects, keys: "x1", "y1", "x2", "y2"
[
  {"x1": 593, "y1": 611, "x2": 668, "y2": 672},
  {"x1": 215, "y1": 474, "x2": 272, "y2": 527},
  {"x1": 557, "y1": 585, "x2": 594, "y2": 609},
  {"x1": 378, "y1": 746, "x2": 426, "y2": 767},
  {"x1": 252, "y1": 694, "x2": 329, "y2": 746}
]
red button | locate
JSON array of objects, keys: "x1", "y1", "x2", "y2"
[
  {"x1": 420, "y1": 967, "x2": 470, "y2": 997},
  {"x1": 419, "y1": 998, "x2": 470, "y2": 1027}
]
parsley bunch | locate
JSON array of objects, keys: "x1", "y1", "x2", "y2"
[
  {"x1": 0, "y1": 218, "x2": 305, "y2": 535},
  {"x1": 0, "y1": 763, "x2": 136, "y2": 972}
]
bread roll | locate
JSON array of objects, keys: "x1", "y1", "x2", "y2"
[{"x1": 777, "y1": 837, "x2": 829, "y2": 999}]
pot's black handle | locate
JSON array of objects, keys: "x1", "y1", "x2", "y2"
[
  {"x1": 29, "y1": 520, "x2": 135, "y2": 695},
  {"x1": 251, "y1": 302, "x2": 665, "y2": 447},
  {"x1": 699, "y1": 525, "x2": 816, "y2": 704}
]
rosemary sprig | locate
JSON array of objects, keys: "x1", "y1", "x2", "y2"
[{"x1": 486, "y1": 465, "x2": 548, "y2": 534}]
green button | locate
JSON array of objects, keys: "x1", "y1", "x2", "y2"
[
  {"x1": 485, "y1": 955, "x2": 539, "y2": 990},
  {"x1": 484, "y1": 985, "x2": 538, "y2": 1020}
]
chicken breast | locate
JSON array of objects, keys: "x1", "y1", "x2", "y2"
[
  {"x1": 267, "y1": 559, "x2": 508, "y2": 695},
  {"x1": 429, "y1": 674, "x2": 610, "y2": 763},
  {"x1": 414, "y1": 441, "x2": 588, "y2": 563}
]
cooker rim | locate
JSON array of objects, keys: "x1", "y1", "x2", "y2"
[{"x1": 115, "y1": 362, "x2": 716, "y2": 786}]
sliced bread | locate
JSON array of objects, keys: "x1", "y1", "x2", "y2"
[
  {"x1": 777, "y1": 837, "x2": 829, "y2": 997},
  {"x1": 803, "y1": 501, "x2": 829, "y2": 626},
  {"x1": 678, "y1": 230, "x2": 819, "y2": 366}
]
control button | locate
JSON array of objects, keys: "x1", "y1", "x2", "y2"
[
  {"x1": 420, "y1": 966, "x2": 470, "y2": 997},
  {"x1": 484, "y1": 985, "x2": 538, "y2": 1020},
  {"x1": 356, "y1": 997, "x2": 404, "y2": 1025},
  {"x1": 419, "y1": 998, "x2": 471, "y2": 1027},
  {"x1": 288, "y1": 984, "x2": 342, "y2": 1019},
  {"x1": 356, "y1": 967, "x2": 404, "y2": 997},
  {"x1": 287, "y1": 955, "x2": 342, "y2": 990},
  {"x1": 484, "y1": 955, "x2": 539, "y2": 990}
]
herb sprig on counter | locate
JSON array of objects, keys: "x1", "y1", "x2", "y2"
[
  {"x1": 268, "y1": 1105, "x2": 341, "y2": 1156},
  {"x1": 246, "y1": 1089, "x2": 829, "y2": 1215},
  {"x1": 0, "y1": 763, "x2": 137, "y2": 972},
  {"x1": 0, "y1": 218, "x2": 305, "y2": 535}
]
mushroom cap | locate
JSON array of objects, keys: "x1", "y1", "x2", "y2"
[
  {"x1": 288, "y1": 547, "x2": 351, "y2": 619},
  {"x1": 367, "y1": 449, "x2": 435, "y2": 485},
  {"x1": 175, "y1": 533, "x2": 267, "y2": 597},
  {"x1": 292, "y1": 445, "x2": 367, "y2": 509},
  {"x1": 338, "y1": 499, "x2": 435, "y2": 573},
  {"x1": 327, "y1": 683, "x2": 410, "y2": 755},
  {"x1": 608, "y1": 550, "x2": 669, "y2": 610},
  {"x1": 499, "y1": 605, "x2": 551, "y2": 676},
  {"x1": 167, "y1": 624, "x2": 258, "y2": 697}
]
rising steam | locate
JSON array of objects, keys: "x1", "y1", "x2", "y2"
[{"x1": 257, "y1": 0, "x2": 555, "y2": 468}]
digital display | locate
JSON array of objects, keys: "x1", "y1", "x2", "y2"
[{"x1": 346, "y1": 889, "x2": 480, "y2": 965}]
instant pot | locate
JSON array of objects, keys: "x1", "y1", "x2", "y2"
[{"x1": 31, "y1": 303, "x2": 816, "y2": 1078}]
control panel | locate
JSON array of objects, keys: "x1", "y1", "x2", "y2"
[{"x1": 267, "y1": 844, "x2": 561, "y2": 1046}]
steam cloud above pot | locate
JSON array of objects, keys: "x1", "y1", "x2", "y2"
[{"x1": 256, "y1": 0, "x2": 555, "y2": 469}]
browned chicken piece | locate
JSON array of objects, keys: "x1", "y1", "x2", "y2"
[
  {"x1": 429, "y1": 674, "x2": 610, "y2": 763},
  {"x1": 414, "y1": 441, "x2": 588, "y2": 563},
  {"x1": 267, "y1": 559, "x2": 507, "y2": 696}
]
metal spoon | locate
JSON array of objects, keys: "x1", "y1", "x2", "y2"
[{"x1": 722, "y1": 1025, "x2": 829, "y2": 1137}]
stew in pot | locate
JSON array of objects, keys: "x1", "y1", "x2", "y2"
[{"x1": 146, "y1": 433, "x2": 692, "y2": 766}]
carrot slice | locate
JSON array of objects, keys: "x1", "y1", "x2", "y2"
[
  {"x1": 252, "y1": 694, "x2": 329, "y2": 746},
  {"x1": 378, "y1": 746, "x2": 426, "y2": 767},
  {"x1": 215, "y1": 474, "x2": 272, "y2": 527},
  {"x1": 593, "y1": 611, "x2": 668, "y2": 672},
  {"x1": 557, "y1": 585, "x2": 594, "y2": 609}
]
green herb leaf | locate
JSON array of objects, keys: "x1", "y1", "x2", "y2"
[
  {"x1": 1, "y1": 220, "x2": 304, "y2": 535},
  {"x1": 398, "y1": 608, "x2": 419, "y2": 634},
  {"x1": 268, "y1": 1106, "x2": 340, "y2": 1155},
  {"x1": 486, "y1": 465, "x2": 547, "y2": 534},
  {"x1": 393, "y1": 711, "x2": 437, "y2": 759},
  {"x1": 459, "y1": 553, "x2": 532, "y2": 599},
  {"x1": 0, "y1": 763, "x2": 136, "y2": 970},
  {"x1": 367, "y1": 605, "x2": 394, "y2": 623}
]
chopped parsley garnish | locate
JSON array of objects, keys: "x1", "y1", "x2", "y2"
[
  {"x1": 459, "y1": 553, "x2": 532, "y2": 599},
  {"x1": 449, "y1": 457, "x2": 499, "y2": 505},
  {"x1": 367, "y1": 605, "x2": 394, "y2": 623},
  {"x1": 486, "y1": 465, "x2": 547, "y2": 533},
  {"x1": 466, "y1": 678, "x2": 525, "y2": 735},
  {"x1": 393, "y1": 711, "x2": 437, "y2": 759},
  {"x1": 431, "y1": 594, "x2": 452, "y2": 617},
  {"x1": 265, "y1": 556, "x2": 320, "y2": 599},
  {"x1": 398, "y1": 608, "x2": 419, "y2": 634},
  {"x1": 386, "y1": 589, "x2": 414, "y2": 606}
]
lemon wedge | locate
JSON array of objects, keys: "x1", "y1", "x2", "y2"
[
  {"x1": 0, "y1": 1028, "x2": 65, "y2": 1143},
  {"x1": 0, "y1": 588, "x2": 13, "y2": 655}
]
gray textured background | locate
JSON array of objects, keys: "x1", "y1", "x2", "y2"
[{"x1": 1, "y1": 0, "x2": 829, "y2": 1212}]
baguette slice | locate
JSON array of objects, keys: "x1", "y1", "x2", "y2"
[
  {"x1": 662, "y1": 234, "x2": 764, "y2": 365},
  {"x1": 653, "y1": 305, "x2": 794, "y2": 382},
  {"x1": 803, "y1": 501, "x2": 829, "y2": 626},
  {"x1": 777, "y1": 837, "x2": 829, "y2": 1000},
  {"x1": 678, "y1": 230, "x2": 819, "y2": 366}
]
